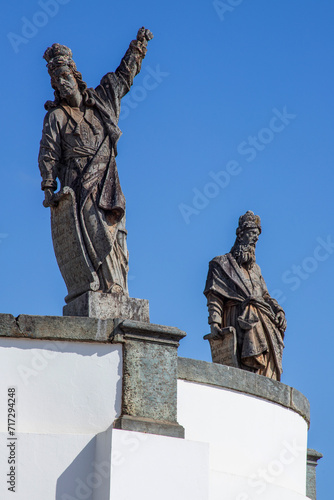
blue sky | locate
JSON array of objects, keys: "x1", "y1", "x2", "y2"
[{"x1": 1, "y1": 0, "x2": 333, "y2": 496}]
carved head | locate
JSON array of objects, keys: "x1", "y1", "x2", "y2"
[
  {"x1": 44, "y1": 43, "x2": 75, "y2": 74},
  {"x1": 236, "y1": 211, "x2": 261, "y2": 238},
  {"x1": 43, "y1": 43, "x2": 88, "y2": 110},
  {"x1": 231, "y1": 211, "x2": 261, "y2": 268}
]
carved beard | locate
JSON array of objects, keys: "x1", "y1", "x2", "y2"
[{"x1": 232, "y1": 243, "x2": 256, "y2": 269}]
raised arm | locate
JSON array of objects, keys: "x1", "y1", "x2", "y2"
[
  {"x1": 97, "y1": 27, "x2": 153, "y2": 118},
  {"x1": 115, "y1": 27, "x2": 153, "y2": 98}
]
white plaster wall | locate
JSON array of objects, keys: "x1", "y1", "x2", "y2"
[
  {"x1": 0, "y1": 338, "x2": 310, "y2": 500},
  {"x1": 0, "y1": 338, "x2": 122, "y2": 434},
  {"x1": 0, "y1": 338, "x2": 123, "y2": 499},
  {"x1": 109, "y1": 429, "x2": 210, "y2": 500},
  {"x1": 0, "y1": 431, "x2": 98, "y2": 499},
  {"x1": 177, "y1": 379, "x2": 309, "y2": 500},
  {"x1": 0, "y1": 426, "x2": 209, "y2": 500}
]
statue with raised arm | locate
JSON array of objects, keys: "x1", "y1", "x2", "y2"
[
  {"x1": 38, "y1": 28, "x2": 153, "y2": 304},
  {"x1": 204, "y1": 211, "x2": 286, "y2": 380}
]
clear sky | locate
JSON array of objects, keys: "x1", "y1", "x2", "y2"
[{"x1": 1, "y1": 0, "x2": 333, "y2": 496}]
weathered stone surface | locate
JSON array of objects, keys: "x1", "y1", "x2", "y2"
[
  {"x1": 112, "y1": 320, "x2": 186, "y2": 437},
  {"x1": 124, "y1": 340, "x2": 177, "y2": 422},
  {"x1": 306, "y1": 448, "x2": 323, "y2": 500},
  {"x1": 63, "y1": 291, "x2": 149, "y2": 321},
  {"x1": 291, "y1": 386, "x2": 311, "y2": 423},
  {"x1": 0, "y1": 314, "x2": 19, "y2": 337},
  {"x1": 0, "y1": 313, "x2": 114, "y2": 342},
  {"x1": 51, "y1": 188, "x2": 100, "y2": 303},
  {"x1": 178, "y1": 357, "x2": 310, "y2": 427},
  {"x1": 204, "y1": 211, "x2": 287, "y2": 381}
]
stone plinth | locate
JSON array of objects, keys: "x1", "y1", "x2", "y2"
[
  {"x1": 112, "y1": 319, "x2": 186, "y2": 438},
  {"x1": 63, "y1": 291, "x2": 149, "y2": 321}
]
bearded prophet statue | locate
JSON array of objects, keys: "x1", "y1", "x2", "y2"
[
  {"x1": 38, "y1": 28, "x2": 153, "y2": 303},
  {"x1": 204, "y1": 211, "x2": 287, "y2": 380}
]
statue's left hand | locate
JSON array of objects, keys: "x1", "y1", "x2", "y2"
[
  {"x1": 137, "y1": 27, "x2": 154, "y2": 42},
  {"x1": 43, "y1": 188, "x2": 58, "y2": 208},
  {"x1": 276, "y1": 311, "x2": 287, "y2": 331}
]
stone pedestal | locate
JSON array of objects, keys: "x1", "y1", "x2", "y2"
[
  {"x1": 112, "y1": 319, "x2": 186, "y2": 438},
  {"x1": 306, "y1": 449, "x2": 323, "y2": 500},
  {"x1": 63, "y1": 291, "x2": 149, "y2": 321}
]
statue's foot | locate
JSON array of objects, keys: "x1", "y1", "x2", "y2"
[{"x1": 109, "y1": 284, "x2": 124, "y2": 295}]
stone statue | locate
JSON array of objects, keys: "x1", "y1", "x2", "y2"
[
  {"x1": 38, "y1": 28, "x2": 153, "y2": 304},
  {"x1": 204, "y1": 211, "x2": 286, "y2": 380}
]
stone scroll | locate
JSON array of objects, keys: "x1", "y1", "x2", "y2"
[
  {"x1": 50, "y1": 187, "x2": 100, "y2": 303},
  {"x1": 204, "y1": 327, "x2": 239, "y2": 368}
]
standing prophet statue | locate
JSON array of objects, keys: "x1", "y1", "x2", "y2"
[
  {"x1": 38, "y1": 28, "x2": 153, "y2": 303},
  {"x1": 204, "y1": 211, "x2": 287, "y2": 380}
]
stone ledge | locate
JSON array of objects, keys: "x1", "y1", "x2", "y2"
[
  {"x1": 178, "y1": 357, "x2": 310, "y2": 427},
  {"x1": 113, "y1": 319, "x2": 186, "y2": 347},
  {"x1": 0, "y1": 313, "x2": 115, "y2": 342},
  {"x1": 307, "y1": 448, "x2": 323, "y2": 464},
  {"x1": 0, "y1": 313, "x2": 185, "y2": 345},
  {"x1": 113, "y1": 415, "x2": 185, "y2": 438}
]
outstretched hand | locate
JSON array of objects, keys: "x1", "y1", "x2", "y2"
[{"x1": 137, "y1": 27, "x2": 153, "y2": 42}]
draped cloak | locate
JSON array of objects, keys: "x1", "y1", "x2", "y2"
[
  {"x1": 38, "y1": 39, "x2": 147, "y2": 295},
  {"x1": 204, "y1": 253, "x2": 285, "y2": 380}
]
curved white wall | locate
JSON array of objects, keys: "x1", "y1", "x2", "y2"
[
  {"x1": 178, "y1": 379, "x2": 308, "y2": 500},
  {"x1": 0, "y1": 334, "x2": 311, "y2": 500}
]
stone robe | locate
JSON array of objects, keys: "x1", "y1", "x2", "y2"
[
  {"x1": 204, "y1": 253, "x2": 285, "y2": 380},
  {"x1": 39, "y1": 40, "x2": 147, "y2": 296}
]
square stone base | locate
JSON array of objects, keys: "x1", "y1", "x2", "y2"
[{"x1": 63, "y1": 291, "x2": 150, "y2": 322}]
